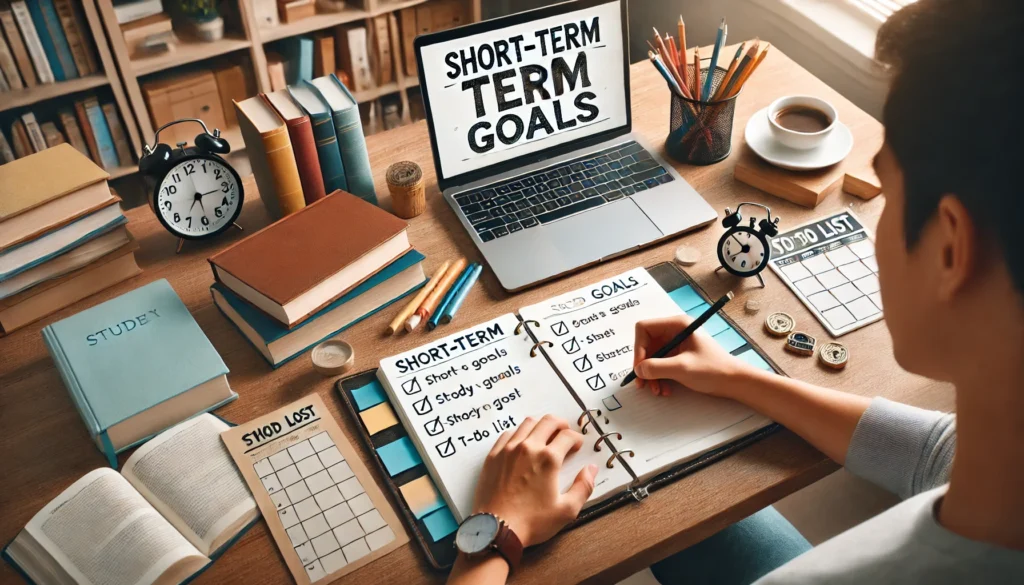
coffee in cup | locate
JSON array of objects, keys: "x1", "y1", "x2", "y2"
[{"x1": 767, "y1": 96, "x2": 837, "y2": 150}]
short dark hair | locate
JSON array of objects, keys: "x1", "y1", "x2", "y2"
[{"x1": 877, "y1": 0, "x2": 1024, "y2": 294}]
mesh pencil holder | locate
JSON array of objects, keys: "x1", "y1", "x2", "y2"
[{"x1": 666, "y1": 65, "x2": 739, "y2": 165}]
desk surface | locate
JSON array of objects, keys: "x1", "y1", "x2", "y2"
[{"x1": 0, "y1": 47, "x2": 953, "y2": 585}]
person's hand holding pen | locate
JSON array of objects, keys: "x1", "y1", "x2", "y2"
[{"x1": 632, "y1": 315, "x2": 757, "y2": 397}]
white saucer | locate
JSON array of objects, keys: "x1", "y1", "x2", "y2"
[{"x1": 745, "y1": 108, "x2": 853, "y2": 171}]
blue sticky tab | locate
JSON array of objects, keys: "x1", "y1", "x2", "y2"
[
  {"x1": 377, "y1": 436, "x2": 422, "y2": 476},
  {"x1": 352, "y1": 379, "x2": 387, "y2": 411},
  {"x1": 423, "y1": 507, "x2": 459, "y2": 542},
  {"x1": 702, "y1": 313, "x2": 730, "y2": 336},
  {"x1": 713, "y1": 327, "x2": 748, "y2": 353},
  {"x1": 686, "y1": 302, "x2": 710, "y2": 318},
  {"x1": 737, "y1": 348, "x2": 773, "y2": 371},
  {"x1": 669, "y1": 285, "x2": 706, "y2": 312}
]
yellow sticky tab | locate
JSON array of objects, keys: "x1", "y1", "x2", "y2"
[
  {"x1": 360, "y1": 402, "x2": 399, "y2": 435},
  {"x1": 399, "y1": 475, "x2": 446, "y2": 519}
]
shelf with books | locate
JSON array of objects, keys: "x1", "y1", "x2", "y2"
[
  {"x1": 258, "y1": 6, "x2": 371, "y2": 43},
  {"x1": 130, "y1": 35, "x2": 253, "y2": 76},
  {"x1": 0, "y1": 74, "x2": 110, "y2": 114}
]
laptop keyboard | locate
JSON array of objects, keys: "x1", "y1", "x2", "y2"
[{"x1": 452, "y1": 140, "x2": 675, "y2": 242}]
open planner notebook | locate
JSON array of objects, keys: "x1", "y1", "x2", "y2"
[
  {"x1": 2, "y1": 414, "x2": 260, "y2": 585},
  {"x1": 341, "y1": 263, "x2": 781, "y2": 567}
]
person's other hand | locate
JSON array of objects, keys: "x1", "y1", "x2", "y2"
[
  {"x1": 633, "y1": 315, "x2": 754, "y2": 397},
  {"x1": 472, "y1": 415, "x2": 598, "y2": 548}
]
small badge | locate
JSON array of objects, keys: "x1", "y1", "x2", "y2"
[
  {"x1": 785, "y1": 331, "x2": 816, "y2": 355},
  {"x1": 764, "y1": 312, "x2": 795, "y2": 337},
  {"x1": 819, "y1": 342, "x2": 849, "y2": 369}
]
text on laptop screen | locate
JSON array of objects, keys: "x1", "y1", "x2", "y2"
[{"x1": 420, "y1": 1, "x2": 627, "y2": 181}]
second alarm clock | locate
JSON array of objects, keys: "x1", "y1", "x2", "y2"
[{"x1": 139, "y1": 118, "x2": 244, "y2": 252}]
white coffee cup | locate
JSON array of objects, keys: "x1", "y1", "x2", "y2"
[{"x1": 767, "y1": 95, "x2": 837, "y2": 150}]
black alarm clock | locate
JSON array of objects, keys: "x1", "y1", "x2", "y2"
[
  {"x1": 139, "y1": 118, "x2": 244, "y2": 252},
  {"x1": 715, "y1": 202, "x2": 781, "y2": 288}
]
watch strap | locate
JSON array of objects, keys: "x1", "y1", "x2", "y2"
[{"x1": 492, "y1": 521, "x2": 523, "y2": 573}]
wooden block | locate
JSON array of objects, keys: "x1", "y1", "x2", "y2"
[
  {"x1": 733, "y1": 146, "x2": 842, "y2": 208},
  {"x1": 278, "y1": 0, "x2": 314, "y2": 24},
  {"x1": 843, "y1": 168, "x2": 882, "y2": 200}
]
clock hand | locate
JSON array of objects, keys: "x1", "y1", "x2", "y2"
[
  {"x1": 731, "y1": 234, "x2": 744, "y2": 247},
  {"x1": 200, "y1": 188, "x2": 219, "y2": 197}
]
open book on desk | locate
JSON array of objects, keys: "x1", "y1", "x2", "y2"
[
  {"x1": 3, "y1": 414, "x2": 260, "y2": 585},
  {"x1": 339, "y1": 263, "x2": 782, "y2": 568}
]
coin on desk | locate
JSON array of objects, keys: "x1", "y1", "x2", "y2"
[
  {"x1": 819, "y1": 342, "x2": 849, "y2": 369},
  {"x1": 311, "y1": 339, "x2": 354, "y2": 377},
  {"x1": 674, "y1": 244, "x2": 702, "y2": 266},
  {"x1": 785, "y1": 331, "x2": 817, "y2": 356},
  {"x1": 764, "y1": 312, "x2": 795, "y2": 337}
]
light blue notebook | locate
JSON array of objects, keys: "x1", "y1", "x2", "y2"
[{"x1": 42, "y1": 279, "x2": 234, "y2": 467}]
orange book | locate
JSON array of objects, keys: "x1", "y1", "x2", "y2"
[{"x1": 234, "y1": 95, "x2": 305, "y2": 219}]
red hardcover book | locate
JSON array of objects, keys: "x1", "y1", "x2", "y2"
[{"x1": 261, "y1": 91, "x2": 327, "y2": 204}]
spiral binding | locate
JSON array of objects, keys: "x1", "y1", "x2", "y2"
[
  {"x1": 514, "y1": 319, "x2": 540, "y2": 335},
  {"x1": 529, "y1": 341, "x2": 553, "y2": 357},
  {"x1": 607, "y1": 449, "x2": 635, "y2": 469},
  {"x1": 593, "y1": 432, "x2": 623, "y2": 452}
]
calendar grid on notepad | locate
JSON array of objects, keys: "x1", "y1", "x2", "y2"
[{"x1": 252, "y1": 431, "x2": 396, "y2": 582}]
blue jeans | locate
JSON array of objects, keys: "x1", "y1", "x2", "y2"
[{"x1": 651, "y1": 506, "x2": 811, "y2": 585}]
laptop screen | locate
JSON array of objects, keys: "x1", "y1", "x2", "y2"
[{"x1": 418, "y1": 0, "x2": 628, "y2": 184}]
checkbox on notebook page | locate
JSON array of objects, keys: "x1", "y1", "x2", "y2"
[
  {"x1": 573, "y1": 355, "x2": 593, "y2": 372},
  {"x1": 413, "y1": 396, "x2": 433, "y2": 415},
  {"x1": 435, "y1": 438, "x2": 456, "y2": 458},
  {"x1": 401, "y1": 377, "x2": 422, "y2": 395},
  {"x1": 424, "y1": 417, "x2": 444, "y2": 436},
  {"x1": 562, "y1": 337, "x2": 581, "y2": 354},
  {"x1": 586, "y1": 374, "x2": 606, "y2": 390},
  {"x1": 551, "y1": 321, "x2": 569, "y2": 336}
]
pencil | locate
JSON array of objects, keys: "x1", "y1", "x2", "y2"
[
  {"x1": 703, "y1": 19, "x2": 726, "y2": 99},
  {"x1": 666, "y1": 35, "x2": 681, "y2": 72},
  {"x1": 620, "y1": 292, "x2": 734, "y2": 387},
  {"x1": 677, "y1": 16, "x2": 687, "y2": 85},
  {"x1": 428, "y1": 263, "x2": 475, "y2": 330},
  {"x1": 712, "y1": 43, "x2": 745, "y2": 101},
  {"x1": 720, "y1": 40, "x2": 759, "y2": 99},
  {"x1": 692, "y1": 46, "x2": 701, "y2": 102},
  {"x1": 649, "y1": 51, "x2": 685, "y2": 97},
  {"x1": 406, "y1": 258, "x2": 466, "y2": 331},
  {"x1": 653, "y1": 28, "x2": 685, "y2": 90},
  {"x1": 440, "y1": 263, "x2": 482, "y2": 324},
  {"x1": 387, "y1": 260, "x2": 449, "y2": 334},
  {"x1": 727, "y1": 44, "x2": 769, "y2": 98}
]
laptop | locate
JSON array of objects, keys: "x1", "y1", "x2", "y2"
[{"x1": 415, "y1": 0, "x2": 717, "y2": 291}]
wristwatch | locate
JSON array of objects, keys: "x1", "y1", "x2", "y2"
[{"x1": 454, "y1": 512, "x2": 523, "y2": 572}]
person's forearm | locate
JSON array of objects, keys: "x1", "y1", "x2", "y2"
[
  {"x1": 447, "y1": 554, "x2": 509, "y2": 585},
  {"x1": 721, "y1": 368, "x2": 871, "y2": 464}
]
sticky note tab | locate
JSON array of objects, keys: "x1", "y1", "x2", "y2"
[
  {"x1": 377, "y1": 436, "x2": 422, "y2": 476},
  {"x1": 686, "y1": 302, "x2": 710, "y2": 319},
  {"x1": 702, "y1": 313, "x2": 730, "y2": 336},
  {"x1": 669, "y1": 285, "x2": 705, "y2": 312},
  {"x1": 360, "y1": 402, "x2": 399, "y2": 435},
  {"x1": 713, "y1": 327, "x2": 747, "y2": 353},
  {"x1": 352, "y1": 379, "x2": 387, "y2": 411},
  {"x1": 399, "y1": 475, "x2": 446, "y2": 520},
  {"x1": 422, "y1": 507, "x2": 459, "y2": 542},
  {"x1": 737, "y1": 348, "x2": 773, "y2": 371}
]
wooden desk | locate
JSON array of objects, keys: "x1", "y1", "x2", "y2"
[{"x1": 0, "y1": 47, "x2": 952, "y2": 585}]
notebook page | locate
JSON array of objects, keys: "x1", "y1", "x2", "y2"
[{"x1": 377, "y1": 313, "x2": 633, "y2": 521}]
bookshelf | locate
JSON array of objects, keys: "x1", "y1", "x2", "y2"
[
  {"x1": 0, "y1": 74, "x2": 109, "y2": 114},
  {"x1": 129, "y1": 35, "x2": 254, "y2": 76}
]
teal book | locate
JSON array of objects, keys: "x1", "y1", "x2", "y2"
[
  {"x1": 310, "y1": 73, "x2": 377, "y2": 204},
  {"x1": 289, "y1": 82, "x2": 348, "y2": 192},
  {"x1": 212, "y1": 250, "x2": 426, "y2": 367},
  {"x1": 42, "y1": 279, "x2": 235, "y2": 468},
  {"x1": 277, "y1": 35, "x2": 313, "y2": 85},
  {"x1": 2, "y1": 414, "x2": 261, "y2": 585},
  {"x1": 84, "y1": 98, "x2": 119, "y2": 169},
  {"x1": 24, "y1": 0, "x2": 68, "y2": 81},
  {"x1": 37, "y1": 0, "x2": 79, "y2": 79}
]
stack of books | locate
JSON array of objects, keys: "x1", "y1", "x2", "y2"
[
  {"x1": 234, "y1": 73, "x2": 375, "y2": 218},
  {"x1": 0, "y1": 0, "x2": 100, "y2": 90},
  {"x1": 0, "y1": 144, "x2": 141, "y2": 335},
  {"x1": 208, "y1": 190, "x2": 427, "y2": 367}
]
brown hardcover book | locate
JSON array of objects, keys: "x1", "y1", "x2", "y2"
[
  {"x1": 74, "y1": 98, "x2": 102, "y2": 165},
  {"x1": 0, "y1": 3, "x2": 36, "y2": 87},
  {"x1": 234, "y1": 95, "x2": 304, "y2": 219},
  {"x1": 262, "y1": 90, "x2": 326, "y2": 205},
  {"x1": 0, "y1": 242, "x2": 140, "y2": 335},
  {"x1": 10, "y1": 119, "x2": 30, "y2": 158},
  {"x1": 312, "y1": 31, "x2": 334, "y2": 78},
  {"x1": 102, "y1": 102, "x2": 134, "y2": 166},
  {"x1": 40, "y1": 122, "x2": 65, "y2": 147},
  {"x1": 208, "y1": 191, "x2": 410, "y2": 328},
  {"x1": 0, "y1": 21, "x2": 23, "y2": 89},
  {"x1": 372, "y1": 14, "x2": 392, "y2": 85},
  {"x1": 266, "y1": 52, "x2": 286, "y2": 91},
  {"x1": 212, "y1": 60, "x2": 248, "y2": 128},
  {"x1": 399, "y1": 7, "x2": 416, "y2": 78},
  {"x1": 58, "y1": 109, "x2": 89, "y2": 157},
  {"x1": 54, "y1": 0, "x2": 97, "y2": 75}
]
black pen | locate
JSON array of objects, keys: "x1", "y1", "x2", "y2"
[{"x1": 620, "y1": 291, "x2": 734, "y2": 387}]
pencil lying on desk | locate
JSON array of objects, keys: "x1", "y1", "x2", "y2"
[
  {"x1": 620, "y1": 291, "x2": 734, "y2": 387},
  {"x1": 387, "y1": 260, "x2": 449, "y2": 334}
]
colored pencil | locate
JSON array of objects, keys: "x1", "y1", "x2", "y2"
[
  {"x1": 653, "y1": 28, "x2": 685, "y2": 90},
  {"x1": 649, "y1": 51, "x2": 685, "y2": 97},
  {"x1": 387, "y1": 260, "x2": 449, "y2": 334},
  {"x1": 712, "y1": 43, "x2": 746, "y2": 100},
  {"x1": 703, "y1": 19, "x2": 726, "y2": 99},
  {"x1": 428, "y1": 263, "x2": 475, "y2": 330},
  {"x1": 406, "y1": 258, "x2": 466, "y2": 331},
  {"x1": 720, "y1": 40, "x2": 759, "y2": 98},
  {"x1": 692, "y1": 46, "x2": 701, "y2": 102},
  {"x1": 677, "y1": 16, "x2": 687, "y2": 85},
  {"x1": 727, "y1": 44, "x2": 769, "y2": 98},
  {"x1": 666, "y1": 35, "x2": 681, "y2": 72},
  {"x1": 440, "y1": 263, "x2": 482, "y2": 324},
  {"x1": 620, "y1": 292, "x2": 734, "y2": 387}
]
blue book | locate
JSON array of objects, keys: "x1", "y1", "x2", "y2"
[
  {"x1": 37, "y1": 0, "x2": 79, "y2": 79},
  {"x1": 289, "y1": 82, "x2": 348, "y2": 193},
  {"x1": 310, "y1": 73, "x2": 377, "y2": 204},
  {"x1": 212, "y1": 250, "x2": 426, "y2": 367},
  {"x1": 24, "y1": 0, "x2": 67, "y2": 81},
  {"x1": 84, "y1": 98, "x2": 119, "y2": 169},
  {"x1": 1, "y1": 414, "x2": 260, "y2": 585},
  {"x1": 278, "y1": 35, "x2": 313, "y2": 85},
  {"x1": 42, "y1": 279, "x2": 235, "y2": 468}
]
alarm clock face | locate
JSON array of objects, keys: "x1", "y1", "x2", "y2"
[
  {"x1": 154, "y1": 155, "x2": 242, "y2": 239},
  {"x1": 718, "y1": 226, "x2": 768, "y2": 276}
]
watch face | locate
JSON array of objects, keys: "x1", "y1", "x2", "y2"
[
  {"x1": 456, "y1": 513, "x2": 500, "y2": 554},
  {"x1": 155, "y1": 156, "x2": 242, "y2": 238},
  {"x1": 719, "y1": 226, "x2": 768, "y2": 276}
]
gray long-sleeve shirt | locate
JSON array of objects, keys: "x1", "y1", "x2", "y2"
[{"x1": 757, "y1": 398, "x2": 1024, "y2": 583}]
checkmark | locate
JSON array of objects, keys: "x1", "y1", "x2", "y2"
[
  {"x1": 424, "y1": 417, "x2": 444, "y2": 436},
  {"x1": 586, "y1": 374, "x2": 606, "y2": 391},
  {"x1": 602, "y1": 396, "x2": 622, "y2": 411},
  {"x1": 562, "y1": 337, "x2": 581, "y2": 354},
  {"x1": 551, "y1": 321, "x2": 569, "y2": 336},
  {"x1": 413, "y1": 396, "x2": 433, "y2": 415},
  {"x1": 401, "y1": 378, "x2": 422, "y2": 395},
  {"x1": 573, "y1": 355, "x2": 593, "y2": 372},
  {"x1": 435, "y1": 438, "x2": 456, "y2": 458}
]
